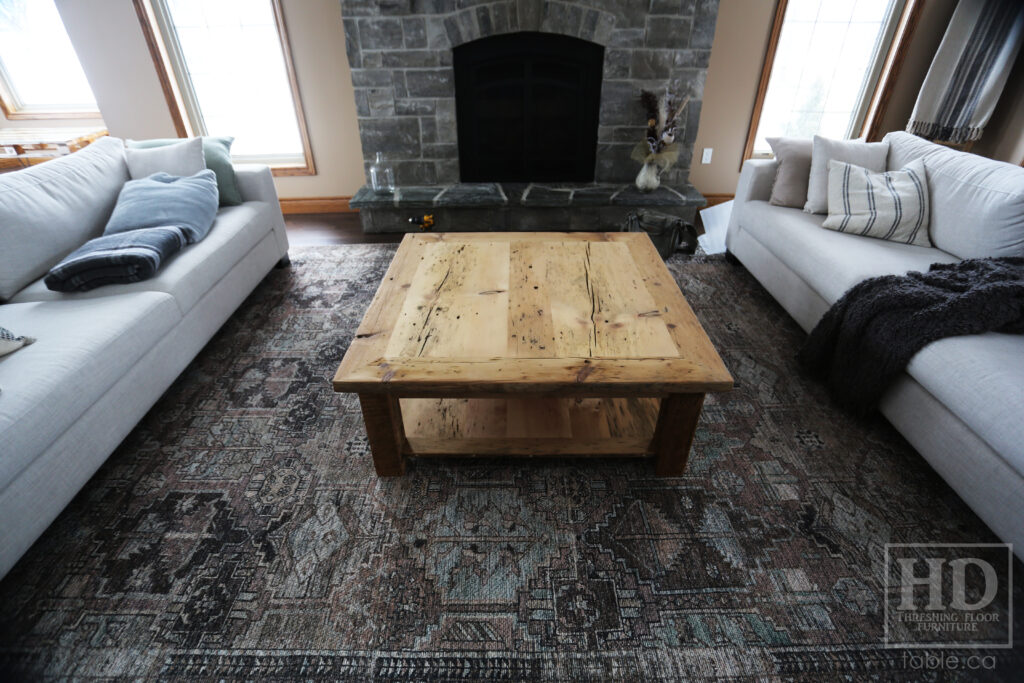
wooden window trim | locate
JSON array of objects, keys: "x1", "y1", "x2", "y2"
[
  {"x1": 133, "y1": 0, "x2": 315, "y2": 176},
  {"x1": 860, "y1": 0, "x2": 923, "y2": 142},
  {"x1": 741, "y1": 0, "x2": 920, "y2": 168},
  {"x1": 740, "y1": 0, "x2": 787, "y2": 170}
]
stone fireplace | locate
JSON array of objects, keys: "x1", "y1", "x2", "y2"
[{"x1": 341, "y1": 0, "x2": 719, "y2": 232}]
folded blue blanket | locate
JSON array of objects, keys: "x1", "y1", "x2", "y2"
[{"x1": 44, "y1": 226, "x2": 187, "y2": 292}]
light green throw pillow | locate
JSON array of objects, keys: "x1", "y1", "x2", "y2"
[{"x1": 126, "y1": 136, "x2": 242, "y2": 206}]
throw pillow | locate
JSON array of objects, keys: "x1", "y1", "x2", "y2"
[
  {"x1": 126, "y1": 136, "x2": 242, "y2": 206},
  {"x1": 0, "y1": 325, "x2": 35, "y2": 358},
  {"x1": 104, "y1": 170, "x2": 220, "y2": 243},
  {"x1": 125, "y1": 137, "x2": 205, "y2": 180},
  {"x1": 804, "y1": 136, "x2": 889, "y2": 214},
  {"x1": 766, "y1": 137, "x2": 813, "y2": 208},
  {"x1": 822, "y1": 159, "x2": 931, "y2": 247}
]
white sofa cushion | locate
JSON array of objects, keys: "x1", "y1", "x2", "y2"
[
  {"x1": 0, "y1": 292, "x2": 181, "y2": 493},
  {"x1": 823, "y1": 159, "x2": 931, "y2": 246},
  {"x1": 125, "y1": 136, "x2": 205, "y2": 179},
  {"x1": 0, "y1": 137, "x2": 129, "y2": 301},
  {"x1": 804, "y1": 136, "x2": 888, "y2": 214},
  {"x1": 739, "y1": 201, "x2": 958, "y2": 304},
  {"x1": 9, "y1": 201, "x2": 277, "y2": 315},
  {"x1": 884, "y1": 131, "x2": 1024, "y2": 259},
  {"x1": 906, "y1": 333, "x2": 1024, "y2": 477}
]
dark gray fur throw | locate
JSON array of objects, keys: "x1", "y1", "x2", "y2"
[{"x1": 799, "y1": 257, "x2": 1024, "y2": 413}]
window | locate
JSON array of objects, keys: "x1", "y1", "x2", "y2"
[
  {"x1": 745, "y1": 0, "x2": 910, "y2": 158},
  {"x1": 0, "y1": 0, "x2": 99, "y2": 118},
  {"x1": 139, "y1": 0, "x2": 313, "y2": 173}
]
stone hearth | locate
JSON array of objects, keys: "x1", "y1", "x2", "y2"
[{"x1": 341, "y1": 0, "x2": 719, "y2": 231}]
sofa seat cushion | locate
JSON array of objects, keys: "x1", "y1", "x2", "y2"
[
  {"x1": 10, "y1": 201, "x2": 276, "y2": 315},
  {"x1": 740, "y1": 200, "x2": 959, "y2": 305},
  {"x1": 906, "y1": 333, "x2": 1024, "y2": 478},
  {"x1": 0, "y1": 292, "x2": 181, "y2": 492}
]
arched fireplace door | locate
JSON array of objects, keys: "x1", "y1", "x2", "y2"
[{"x1": 454, "y1": 31, "x2": 604, "y2": 183}]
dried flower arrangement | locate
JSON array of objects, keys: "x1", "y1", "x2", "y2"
[{"x1": 631, "y1": 90, "x2": 689, "y2": 192}]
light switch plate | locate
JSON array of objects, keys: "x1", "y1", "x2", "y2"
[{"x1": 701, "y1": 148, "x2": 713, "y2": 164}]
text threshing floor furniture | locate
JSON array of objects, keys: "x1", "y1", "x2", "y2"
[{"x1": 332, "y1": 232, "x2": 733, "y2": 476}]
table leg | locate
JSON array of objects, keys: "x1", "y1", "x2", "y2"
[
  {"x1": 652, "y1": 393, "x2": 705, "y2": 476},
  {"x1": 358, "y1": 394, "x2": 407, "y2": 476}
]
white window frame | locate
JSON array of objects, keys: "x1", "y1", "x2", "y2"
[
  {"x1": 0, "y1": 1, "x2": 101, "y2": 120},
  {"x1": 743, "y1": 0, "x2": 916, "y2": 163}
]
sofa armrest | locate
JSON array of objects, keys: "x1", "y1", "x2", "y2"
[
  {"x1": 233, "y1": 164, "x2": 280, "y2": 205},
  {"x1": 735, "y1": 158, "x2": 778, "y2": 205},
  {"x1": 726, "y1": 158, "x2": 778, "y2": 248}
]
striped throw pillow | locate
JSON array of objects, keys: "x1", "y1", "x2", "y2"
[{"x1": 823, "y1": 159, "x2": 931, "y2": 247}]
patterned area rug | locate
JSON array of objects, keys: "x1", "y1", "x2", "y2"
[{"x1": 0, "y1": 245, "x2": 1020, "y2": 681}]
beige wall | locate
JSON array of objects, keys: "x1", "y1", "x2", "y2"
[
  {"x1": 3, "y1": 0, "x2": 364, "y2": 199},
  {"x1": 688, "y1": 0, "x2": 777, "y2": 196}
]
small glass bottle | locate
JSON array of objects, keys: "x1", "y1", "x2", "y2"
[{"x1": 370, "y1": 152, "x2": 395, "y2": 194}]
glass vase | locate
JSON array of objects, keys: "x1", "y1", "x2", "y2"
[{"x1": 370, "y1": 152, "x2": 395, "y2": 194}]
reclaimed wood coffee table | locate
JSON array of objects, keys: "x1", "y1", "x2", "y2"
[{"x1": 333, "y1": 232, "x2": 733, "y2": 476}]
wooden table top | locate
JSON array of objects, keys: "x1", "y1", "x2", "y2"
[{"x1": 333, "y1": 232, "x2": 733, "y2": 396}]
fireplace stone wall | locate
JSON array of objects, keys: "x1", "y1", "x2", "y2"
[{"x1": 341, "y1": 0, "x2": 719, "y2": 187}]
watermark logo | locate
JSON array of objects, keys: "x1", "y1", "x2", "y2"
[{"x1": 884, "y1": 543, "x2": 1012, "y2": 648}]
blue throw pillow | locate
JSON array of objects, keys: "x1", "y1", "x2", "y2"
[{"x1": 104, "y1": 170, "x2": 219, "y2": 243}]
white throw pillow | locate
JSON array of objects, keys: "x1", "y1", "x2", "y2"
[
  {"x1": 125, "y1": 137, "x2": 205, "y2": 179},
  {"x1": 804, "y1": 136, "x2": 889, "y2": 214},
  {"x1": 823, "y1": 159, "x2": 931, "y2": 247}
]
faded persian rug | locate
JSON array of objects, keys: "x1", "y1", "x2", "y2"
[{"x1": 0, "y1": 245, "x2": 1020, "y2": 681}]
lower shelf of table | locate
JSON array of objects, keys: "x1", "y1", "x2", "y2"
[{"x1": 399, "y1": 396, "x2": 661, "y2": 456}]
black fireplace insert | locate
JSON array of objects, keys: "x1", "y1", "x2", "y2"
[{"x1": 453, "y1": 31, "x2": 604, "y2": 183}]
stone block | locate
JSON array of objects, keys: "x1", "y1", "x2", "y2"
[
  {"x1": 392, "y1": 71, "x2": 408, "y2": 98},
  {"x1": 353, "y1": 89, "x2": 370, "y2": 117},
  {"x1": 358, "y1": 117, "x2": 421, "y2": 158},
  {"x1": 405, "y1": 68, "x2": 455, "y2": 97},
  {"x1": 419, "y1": 117, "x2": 438, "y2": 143},
  {"x1": 631, "y1": 50, "x2": 673, "y2": 79},
  {"x1": 516, "y1": 0, "x2": 543, "y2": 31},
  {"x1": 367, "y1": 88, "x2": 395, "y2": 116},
  {"x1": 425, "y1": 17, "x2": 451, "y2": 49},
  {"x1": 609, "y1": 28, "x2": 644, "y2": 48},
  {"x1": 382, "y1": 50, "x2": 441, "y2": 68},
  {"x1": 673, "y1": 49, "x2": 711, "y2": 68},
  {"x1": 645, "y1": 16, "x2": 691, "y2": 48},
  {"x1": 378, "y1": 0, "x2": 411, "y2": 15},
  {"x1": 410, "y1": 0, "x2": 456, "y2": 13},
  {"x1": 475, "y1": 5, "x2": 493, "y2": 36},
  {"x1": 670, "y1": 69, "x2": 706, "y2": 101},
  {"x1": 598, "y1": 80, "x2": 639, "y2": 127},
  {"x1": 362, "y1": 51, "x2": 384, "y2": 68},
  {"x1": 592, "y1": 10, "x2": 616, "y2": 45},
  {"x1": 570, "y1": 184, "x2": 620, "y2": 206},
  {"x1": 489, "y1": 2, "x2": 512, "y2": 34},
  {"x1": 522, "y1": 185, "x2": 574, "y2": 206},
  {"x1": 598, "y1": 125, "x2": 646, "y2": 144},
  {"x1": 403, "y1": 17, "x2": 427, "y2": 47},
  {"x1": 394, "y1": 160, "x2": 438, "y2": 185},
  {"x1": 342, "y1": 18, "x2": 361, "y2": 68},
  {"x1": 603, "y1": 49, "x2": 630, "y2": 79},
  {"x1": 423, "y1": 142, "x2": 458, "y2": 159},
  {"x1": 595, "y1": 143, "x2": 640, "y2": 183},
  {"x1": 440, "y1": 208, "x2": 509, "y2": 232},
  {"x1": 683, "y1": 99, "x2": 701, "y2": 145},
  {"x1": 395, "y1": 98, "x2": 436, "y2": 115},
  {"x1": 541, "y1": 1, "x2": 583, "y2": 38},
  {"x1": 358, "y1": 17, "x2": 404, "y2": 49},
  {"x1": 436, "y1": 158, "x2": 460, "y2": 183},
  {"x1": 341, "y1": 0, "x2": 381, "y2": 17},
  {"x1": 692, "y1": 0, "x2": 719, "y2": 49},
  {"x1": 510, "y1": 208, "x2": 572, "y2": 231},
  {"x1": 650, "y1": 0, "x2": 682, "y2": 14},
  {"x1": 436, "y1": 183, "x2": 505, "y2": 206},
  {"x1": 351, "y1": 68, "x2": 393, "y2": 87}
]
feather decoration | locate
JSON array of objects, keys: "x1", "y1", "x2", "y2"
[{"x1": 636, "y1": 90, "x2": 690, "y2": 170}]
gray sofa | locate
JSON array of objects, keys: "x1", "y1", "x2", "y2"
[
  {"x1": 0, "y1": 137, "x2": 289, "y2": 578},
  {"x1": 727, "y1": 131, "x2": 1024, "y2": 557}
]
